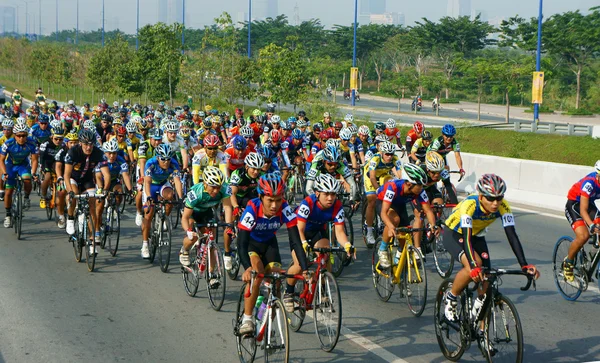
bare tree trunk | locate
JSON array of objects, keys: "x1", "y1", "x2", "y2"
[
  {"x1": 477, "y1": 89, "x2": 481, "y2": 121},
  {"x1": 445, "y1": 88, "x2": 449, "y2": 99},
  {"x1": 575, "y1": 66, "x2": 581, "y2": 109},
  {"x1": 505, "y1": 91, "x2": 510, "y2": 124},
  {"x1": 342, "y1": 73, "x2": 346, "y2": 88},
  {"x1": 397, "y1": 95, "x2": 401, "y2": 112}
]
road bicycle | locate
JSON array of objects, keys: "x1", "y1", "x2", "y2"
[
  {"x1": 182, "y1": 221, "x2": 229, "y2": 311},
  {"x1": 434, "y1": 268, "x2": 535, "y2": 362},
  {"x1": 69, "y1": 193, "x2": 104, "y2": 272},
  {"x1": 233, "y1": 271, "x2": 291, "y2": 363},
  {"x1": 146, "y1": 199, "x2": 177, "y2": 273},
  {"x1": 283, "y1": 163, "x2": 305, "y2": 207},
  {"x1": 419, "y1": 203, "x2": 456, "y2": 278},
  {"x1": 43, "y1": 173, "x2": 59, "y2": 221},
  {"x1": 441, "y1": 170, "x2": 463, "y2": 204},
  {"x1": 99, "y1": 191, "x2": 127, "y2": 257},
  {"x1": 170, "y1": 171, "x2": 190, "y2": 229},
  {"x1": 553, "y1": 233, "x2": 600, "y2": 301},
  {"x1": 11, "y1": 175, "x2": 25, "y2": 240},
  {"x1": 287, "y1": 245, "x2": 343, "y2": 352},
  {"x1": 372, "y1": 226, "x2": 429, "y2": 316},
  {"x1": 339, "y1": 192, "x2": 357, "y2": 256}
]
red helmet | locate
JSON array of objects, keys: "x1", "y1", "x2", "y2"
[
  {"x1": 413, "y1": 121, "x2": 424, "y2": 134},
  {"x1": 257, "y1": 173, "x2": 285, "y2": 196},
  {"x1": 334, "y1": 121, "x2": 343, "y2": 129},
  {"x1": 320, "y1": 129, "x2": 332, "y2": 141},
  {"x1": 270, "y1": 129, "x2": 282, "y2": 143},
  {"x1": 203, "y1": 134, "x2": 220, "y2": 147},
  {"x1": 116, "y1": 125, "x2": 126, "y2": 135}
]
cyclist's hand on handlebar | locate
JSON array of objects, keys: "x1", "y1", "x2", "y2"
[
  {"x1": 242, "y1": 267, "x2": 253, "y2": 283},
  {"x1": 470, "y1": 266, "x2": 484, "y2": 283},
  {"x1": 522, "y1": 264, "x2": 540, "y2": 280},
  {"x1": 186, "y1": 229, "x2": 196, "y2": 241},
  {"x1": 233, "y1": 206, "x2": 241, "y2": 217},
  {"x1": 459, "y1": 168, "x2": 465, "y2": 177},
  {"x1": 68, "y1": 191, "x2": 75, "y2": 200},
  {"x1": 432, "y1": 225, "x2": 441, "y2": 237},
  {"x1": 589, "y1": 223, "x2": 600, "y2": 235}
]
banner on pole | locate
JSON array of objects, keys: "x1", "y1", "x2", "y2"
[
  {"x1": 532, "y1": 71, "x2": 544, "y2": 104},
  {"x1": 350, "y1": 67, "x2": 358, "y2": 90}
]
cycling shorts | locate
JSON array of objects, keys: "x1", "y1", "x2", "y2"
[
  {"x1": 69, "y1": 177, "x2": 96, "y2": 193},
  {"x1": 363, "y1": 173, "x2": 393, "y2": 195},
  {"x1": 5, "y1": 163, "x2": 32, "y2": 188},
  {"x1": 442, "y1": 228, "x2": 491, "y2": 269},
  {"x1": 425, "y1": 184, "x2": 443, "y2": 202},
  {"x1": 565, "y1": 199, "x2": 600, "y2": 231},
  {"x1": 143, "y1": 181, "x2": 172, "y2": 203},
  {"x1": 247, "y1": 237, "x2": 282, "y2": 271},
  {"x1": 376, "y1": 199, "x2": 412, "y2": 227},
  {"x1": 192, "y1": 208, "x2": 215, "y2": 226}
]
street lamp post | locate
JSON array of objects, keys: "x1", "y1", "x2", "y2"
[
  {"x1": 55, "y1": 0, "x2": 58, "y2": 41},
  {"x1": 351, "y1": 0, "x2": 357, "y2": 106},
  {"x1": 181, "y1": 0, "x2": 185, "y2": 55},
  {"x1": 101, "y1": 0, "x2": 105, "y2": 46},
  {"x1": 75, "y1": 0, "x2": 79, "y2": 44},
  {"x1": 533, "y1": 0, "x2": 543, "y2": 123},
  {"x1": 247, "y1": 0, "x2": 251, "y2": 58},
  {"x1": 136, "y1": 0, "x2": 139, "y2": 50},
  {"x1": 38, "y1": 0, "x2": 40, "y2": 38}
]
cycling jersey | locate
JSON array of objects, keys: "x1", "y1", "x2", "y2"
[
  {"x1": 96, "y1": 155, "x2": 128, "y2": 182},
  {"x1": 64, "y1": 145, "x2": 106, "y2": 181},
  {"x1": 0, "y1": 134, "x2": 14, "y2": 146},
  {"x1": 184, "y1": 182, "x2": 229, "y2": 212},
  {"x1": 162, "y1": 134, "x2": 188, "y2": 153},
  {"x1": 30, "y1": 124, "x2": 52, "y2": 145},
  {"x1": 0, "y1": 137, "x2": 38, "y2": 165},
  {"x1": 405, "y1": 129, "x2": 419, "y2": 150},
  {"x1": 296, "y1": 194, "x2": 345, "y2": 233},
  {"x1": 127, "y1": 135, "x2": 142, "y2": 158},
  {"x1": 385, "y1": 127, "x2": 401, "y2": 141},
  {"x1": 429, "y1": 136, "x2": 460, "y2": 158},
  {"x1": 137, "y1": 140, "x2": 156, "y2": 160},
  {"x1": 39, "y1": 141, "x2": 61, "y2": 171},
  {"x1": 567, "y1": 172, "x2": 600, "y2": 202},
  {"x1": 238, "y1": 198, "x2": 297, "y2": 242},
  {"x1": 444, "y1": 194, "x2": 514, "y2": 236},
  {"x1": 191, "y1": 149, "x2": 227, "y2": 184},
  {"x1": 229, "y1": 168, "x2": 259, "y2": 198},
  {"x1": 224, "y1": 147, "x2": 250, "y2": 171},
  {"x1": 144, "y1": 156, "x2": 180, "y2": 185},
  {"x1": 363, "y1": 153, "x2": 402, "y2": 194},
  {"x1": 410, "y1": 138, "x2": 429, "y2": 162},
  {"x1": 377, "y1": 179, "x2": 429, "y2": 207}
]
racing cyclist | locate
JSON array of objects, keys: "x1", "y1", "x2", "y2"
[
  {"x1": 191, "y1": 134, "x2": 227, "y2": 185},
  {"x1": 428, "y1": 123, "x2": 463, "y2": 204}
]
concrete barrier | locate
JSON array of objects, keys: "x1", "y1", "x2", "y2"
[{"x1": 445, "y1": 152, "x2": 592, "y2": 211}]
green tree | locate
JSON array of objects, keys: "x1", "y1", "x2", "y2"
[{"x1": 380, "y1": 70, "x2": 418, "y2": 111}]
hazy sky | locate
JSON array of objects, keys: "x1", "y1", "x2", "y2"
[{"x1": 5, "y1": 0, "x2": 598, "y2": 36}]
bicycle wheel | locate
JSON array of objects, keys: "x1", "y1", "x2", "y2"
[
  {"x1": 235, "y1": 283, "x2": 257, "y2": 363},
  {"x1": 329, "y1": 242, "x2": 345, "y2": 278},
  {"x1": 372, "y1": 237, "x2": 394, "y2": 302},
  {"x1": 264, "y1": 299, "x2": 289, "y2": 363},
  {"x1": 405, "y1": 246, "x2": 427, "y2": 317},
  {"x1": 552, "y1": 236, "x2": 583, "y2": 301},
  {"x1": 148, "y1": 216, "x2": 158, "y2": 263},
  {"x1": 313, "y1": 271, "x2": 341, "y2": 352},
  {"x1": 158, "y1": 217, "x2": 172, "y2": 273},
  {"x1": 433, "y1": 234, "x2": 454, "y2": 278},
  {"x1": 12, "y1": 192, "x2": 18, "y2": 234},
  {"x1": 483, "y1": 295, "x2": 523, "y2": 363},
  {"x1": 72, "y1": 218, "x2": 83, "y2": 262},
  {"x1": 100, "y1": 208, "x2": 109, "y2": 250},
  {"x1": 206, "y1": 242, "x2": 226, "y2": 311},
  {"x1": 16, "y1": 189, "x2": 23, "y2": 240},
  {"x1": 170, "y1": 197, "x2": 181, "y2": 230},
  {"x1": 182, "y1": 245, "x2": 200, "y2": 297},
  {"x1": 342, "y1": 206, "x2": 354, "y2": 267},
  {"x1": 434, "y1": 279, "x2": 466, "y2": 361},
  {"x1": 227, "y1": 242, "x2": 241, "y2": 281},
  {"x1": 107, "y1": 206, "x2": 120, "y2": 257},
  {"x1": 288, "y1": 277, "x2": 306, "y2": 332},
  {"x1": 46, "y1": 185, "x2": 55, "y2": 220},
  {"x1": 84, "y1": 213, "x2": 96, "y2": 272},
  {"x1": 119, "y1": 194, "x2": 126, "y2": 214}
]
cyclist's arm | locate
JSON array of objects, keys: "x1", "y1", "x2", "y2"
[
  {"x1": 358, "y1": 150, "x2": 365, "y2": 165},
  {"x1": 30, "y1": 152, "x2": 39, "y2": 178},
  {"x1": 191, "y1": 158, "x2": 201, "y2": 185},
  {"x1": 349, "y1": 151, "x2": 358, "y2": 170},
  {"x1": 99, "y1": 165, "x2": 110, "y2": 191},
  {"x1": 504, "y1": 225, "x2": 528, "y2": 267},
  {"x1": 172, "y1": 174, "x2": 183, "y2": 199},
  {"x1": 454, "y1": 150, "x2": 463, "y2": 170},
  {"x1": 180, "y1": 146, "x2": 189, "y2": 171},
  {"x1": 238, "y1": 229, "x2": 252, "y2": 270},
  {"x1": 421, "y1": 201, "x2": 437, "y2": 231},
  {"x1": 229, "y1": 186, "x2": 239, "y2": 208},
  {"x1": 368, "y1": 169, "x2": 379, "y2": 190},
  {"x1": 143, "y1": 175, "x2": 152, "y2": 203},
  {"x1": 0, "y1": 154, "x2": 6, "y2": 176},
  {"x1": 287, "y1": 225, "x2": 308, "y2": 271},
  {"x1": 281, "y1": 149, "x2": 292, "y2": 169},
  {"x1": 222, "y1": 197, "x2": 233, "y2": 224},
  {"x1": 64, "y1": 164, "x2": 74, "y2": 194},
  {"x1": 122, "y1": 170, "x2": 133, "y2": 192},
  {"x1": 181, "y1": 206, "x2": 194, "y2": 235}
]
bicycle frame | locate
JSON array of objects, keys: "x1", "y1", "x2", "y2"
[
  {"x1": 579, "y1": 241, "x2": 600, "y2": 282},
  {"x1": 375, "y1": 228, "x2": 426, "y2": 285}
]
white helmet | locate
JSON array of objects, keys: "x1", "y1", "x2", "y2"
[
  {"x1": 126, "y1": 122, "x2": 138, "y2": 133},
  {"x1": 270, "y1": 115, "x2": 281, "y2": 124},
  {"x1": 344, "y1": 114, "x2": 354, "y2": 122},
  {"x1": 425, "y1": 151, "x2": 446, "y2": 172},
  {"x1": 202, "y1": 166, "x2": 225, "y2": 186},
  {"x1": 296, "y1": 119, "x2": 307, "y2": 128},
  {"x1": 339, "y1": 127, "x2": 352, "y2": 141},
  {"x1": 131, "y1": 115, "x2": 142, "y2": 124},
  {"x1": 379, "y1": 141, "x2": 396, "y2": 154},
  {"x1": 103, "y1": 138, "x2": 119, "y2": 152},
  {"x1": 245, "y1": 152, "x2": 265, "y2": 169},
  {"x1": 375, "y1": 134, "x2": 389, "y2": 143},
  {"x1": 164, "y1": 120, "x2": 179, "y2": 132},
  {"x1": 326, "y1": 138, "x2": 341, "y2": 149},
  {"x1": 16, "y1": 116, "x2": 26, "y2": 124},
  {"x1": 358, "y1": 125, "x2": 370, "y2": 136},
  {"x1": 595, "y1": 160, "x2": 600, "y2": 173},
  {"x1": 13, "y1": 122, "x2": 29, "y2": 134},
  {"x1": 239, "y1": 126, "x2": 254, "y2": 138},
  {"x1": 2, "y1": 119, "x2": 14, "y2": 128},
  {"x1": 314, "y1": 173, "x2": 341, "y2": 193},
  {"x1": 83, "y1": 120, "x2": 95, "y2": 130},
  {"x1": 386, "y1": 118, "x2": 396, "y2": 129},
  {"x1": 50, "y1": 119, "x2": 61, "y2": 128},
  {"x1": 68, "y1": 100, "x2": 74, "y2": 106}
]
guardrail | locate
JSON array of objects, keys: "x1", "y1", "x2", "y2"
[{"x1": 467, "y1": 120, "x2": 593, "y2": 136}]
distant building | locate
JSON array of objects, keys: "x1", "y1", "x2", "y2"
[
  {"x1": 253, "y1": 0, "x2": 278, "y2": 20},
  {"x1": 471, "y1": 9, "x2": 488, "y2": 22},
  {"x1": 0, "y1": 6, "x2": 16, "y2": 34},
  {"x1": 447, "y1": 0, "x2": 471, "y2": 18},
  {"x1": 361, "y1": 0, "x2": 386, "y2": 14},
  {"x1": 236, "y1": 11, "x2": 247, "y2": 28},
  {"x1": 158, "y1": 0, "x2": 168, "y2": 24},
  {"x1": 369, "y1": 12, "x2": 404, "y2": 26}
]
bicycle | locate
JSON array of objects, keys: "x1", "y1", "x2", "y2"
[
  {"x1": 434, "y1": 268, "x2": 535, "y2": 362},
  {"x1": 44, "y1": 173, "x2": 59, "y2": 221},
  {"x1": 10, "y1": 175, "x2": 24, "y2": 240},
  {"x1": 233, "y1": 271, "x2": 290, "y2": 363},
  {"x1": 553, "y1": 233, "x2": 600, "y2": 301},
  {"x1": 69, "y1": 193, "x2": 104, "y2": 272},
  {"x1": 100, "y1": 191, "x2": 127, "y2": 257},
  {"x1": 181, "y1": 221, "x2": 229, "y2": 311},
  {"x1": 339, "y1": 192, "x2": 357, "y2": 256},
  {"x1": 227, "y1": 217, "x2": 242, "y2": 281},
  {"x1": 441, "y1": 170, "x2": 463, "y2": 204},
  {"x1": 420, "y1": 203, "x2": 456, "y2": 278},
  {"x1": 287, "y1": 245, "x2": 343, "y2": 352},
  {"x1": 169, "y1": 172, "x2": 189, "y2": 230},
  {"x1": 146, "y1": 199, "x2": 177, "y2": 273},
  {"x1": 372, "y1": 226, "x2": 429, "y2": 317}
]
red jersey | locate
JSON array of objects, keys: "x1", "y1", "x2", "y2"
[
  {"x1": 224, "y1": 147, "x2": 250, "y2": 171},
  {"x1": 385, "y1": 127, "x2": 401, "y2": 141}
]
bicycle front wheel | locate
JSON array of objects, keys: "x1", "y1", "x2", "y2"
[
  {"x1": 235, "y1": 283, "x2": 257, "y2": 363},
  {"x1": 405, "y1": 246, "x2": 427, "y2": 317},
  {"x1": 158, "y1": 217, "x2": 172, "y2": 273},
  {"x1": 434, "y1": 279, "x2": 466, "y2": 361},
  {"x1": 226, "y1": 243, "x2": 241, "y2": 281},
  {"x1": 288, "y1": 276, "x2": 306, "y2": 332},
  {"x1": 107, "y1": 207, "x2": 121, "y2": 257},
  {"x1": 15, "y1": 190, "x2": 23, "y2": 240},
  {"x1": 206, "y1": 242, "x2": 226, "y2": 311},
  {"x1": 46, "y1": 185, "x2": 55, "y2": 220},
  {"x1": 372, "y1": 237, "x2": 394, "y2": 302},
  {"x1": 148, "y1": 217, "x2": 158, "y2": 263},
  {"x1": 313, "y1": 271, "x2": 341, "y2": 352},
  {"x1": 182, "y1": 245, "x2": 199, "y2": 297},
  {"x1": 71, "y1": 223, "x2": 83, "y2": 263},
  {"x1": 433, "y1": 234, "x2": 454, "y2": 278},
  {"x1": 264, "y1": 299, "x2": 289, "y2": 363},
  {"x1": 84, "y1": 213, "x2": 96, "y2": 272},
  {"x1": 552, "y1": 236, "x2": 583, "y2": 301},
  {"x1": 483, "y1": 294, "x2": 523, "y2": 363},
  {"x1": 329, "y1": 242, "x2": 346, "y2": 278}
]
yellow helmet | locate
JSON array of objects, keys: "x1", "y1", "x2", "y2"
[{"x1": 425, "y1": 151, "x2": 445, "y2": 172}]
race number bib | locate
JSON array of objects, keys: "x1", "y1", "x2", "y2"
[
  {"x1": 460, "y1": 214, "x2": 473, "y2": 228},
  {"x1": 583, "y1": 183, "x2": 594, "y2": 196},
  {"x1": 383, "y1": 190, "x2": 395, "y2": 202},
  {"x1": 440, "y1": 169, "x2": 450, "y2": 180},
  {"x1": 282, "y1": 204, "x2": 296, "y2": 221},
  {"x1": 240, "y1": 212, "x2": 256, "y2": 229},
  {"x1": 306, "y1": 169, "x2": 318, "y2": 180},
  {"x1": 501, "y1": 213, "x2": 515, "y2": 227},
  {"x1": 297, "y1": 204, "x2": 310, "y2": 219}
]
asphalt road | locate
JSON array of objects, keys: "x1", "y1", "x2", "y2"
[{"x1": 0, "y1": 191, "x2": 599, "y2": 363}]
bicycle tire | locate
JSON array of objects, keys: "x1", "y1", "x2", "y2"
[
  {"x1": 72, "y1": 221, "x2": 83, "y2": 262},
  {"x1": 108, "y1": 206, "x2": 120, "y2": 257},
  {"x1": 434, "y1": 279, "x2": 466, "y2": 361},
  {"x1": 16, "y1": 188, "x2": 23, "y2": 240},
  {"x1": 158, "y1": 217, "x2": 172, "y2": 273},
  {"x1": 182, "y1": 245, "x2": 200, "y2": 297},
  {"x1": 170, "y1": 196, "x2": 181, "y2": 230},
  {"x1": 206, "y1": 242, "x2": 226, "y2": 311},
  {"x1": 288, "y1": 278, "x2": 306, "y2": 332},
  {"x1": 264, "y1": 299, "x2": 290, "y2": 363},
  {"x1": 372, "y1": 237, "x2": 394, "y2": 302},
  {"x1": 552, "y1": 236, "x2": 583, "y2": 301},
  {"x1": 84, "y1": 212, "x2": 96, "y2": 272},
  {"x1": 119, "y1": 194, "x2": 126, "y2": 214},
  {"x1": 433, "y1": 234, "x2": 454, "y2": 278},
  {"x1": 313, "y1": 271, "x2": 341, "y2": 352},
  {"x1": 148, "y1": 216, "x2": 158, "y2": 263},
  {"x1": 227, "y1": 243, "x2": 241, "y2": 281},
  {"x1": 12, "y1": 191, "x2": 18, "y2": 234},
  {"x1": 342, "y1": 206, "x2": 354, "y2": 267},
  {"x1": 483, "y1": 294, "x2": 523, "y2": 363},
  {"x1": 330, "y1": 241, "x2": 345, "y2": 278},
  {"x1": 100, "y1": 207, "x2": 109, "y2": 249},
  {"x1": 405, "y1": 246, "x2": 427, "y2": 317},
  {"x1": 46, "y1": 185, "x2": 55, "y2": 220},
  {"x1": 235, "y1": 283, "x2": 257, "y2": 363}
]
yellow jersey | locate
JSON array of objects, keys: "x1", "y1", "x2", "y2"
[
  {"x1": 444, "y1": 194, "x2": 515, "y2": 236},
  {"x1": 0, "y1": 134, "x2": 14, "y2": 146}
]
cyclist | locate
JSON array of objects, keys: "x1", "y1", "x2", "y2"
[
  {"x1": 30, "y1": 114, "x2": 52, "y2": 146},
  {"x1": 230, "y1": 153, "x2": 264, "y2": 221},
  {"x1": 306, "y1": 146, "x2": 358, "y2": 202},
  {"x1": 126, "y1": 119, "x2": 143, "y2": 163},
  {"x1": 281, "y1": 128, "x2": 307, "y2": 177},
  {"x1": 339, "y1": 127, "x2": 360, "y2": 170},
  {"x1": 258, "y1": 144, "x2": 280, "y2": 175},
  {"x1": 409, "y1": 130, "x2": 432, "y2": 164},
  {"x1": 38, "y1": 126, "x2": 65, "y2": 209},
  {"x1": 54, "y1": 132, "x2": 78, "y2": 229},
  {"x1": 191, "y1": 134, "x2": 227, "y2": 185},
  {"x1": 371, "y1": 121, "x2": 386, "y2": 140},
  {"x1": 384, "y1": 118, "x2": 403, "y2": 149},
  {"x1": 0, "y1": 119, "x2": 15, "y2": 201},
  {"x1": 357, "y1": 125, "x2": 372, "y2": 151},
  {"x1": 363, "y1": 141, "x2": 403, "y2": 246},
  {"x1": 562, "y1": 161, "x2": 600, "y2": 281},
  {"x1": 141, "y1": 143, "x2": 184, "y2": 259},
  {"x1": 442, "y1": 174, "x2": 539, "y2": 322},
  {"x1": 238, "y1": 126, "x2": 257, "y2": 152},
  {"x1": 135, "y1": 128, "x2": 163, "y2": 227},
  {"x1": 162, "y1": 120, "x2": 190, "y2": 171},
  {"x1": 405, "y1": 121, "x2": 424, "y2": 153},
  {"x1": 428, "y1": 123, "x2": 463, "y2": 204},
  {"x1": 376, "y1": 164, "x2": 438, "y2": 268},
  {"x1": 237, "y1": 173, "x2": 309, "y2": 334},
  {"x1": 0, "y1": 122, "x2": 39, "y2": 227},
  {"x1": 225, "y1": 135, "x2": 250, "y2": 178}
]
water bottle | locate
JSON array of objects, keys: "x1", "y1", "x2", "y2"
[
  {"x1": 257, "y1": 301, "x2": 267, "y2": 321},
  {"x1": 394, "y1": 249, "x2": 401, "y2": 265},
  {"x1": 254, "y1": 296, "x2": 265, "y2": 319},
  {"x1": 471, "y1": 295, "x2": 485, "y2": 321},
  {"x1": 199, "y1": 243, "x2": 206, "y2": 272}
]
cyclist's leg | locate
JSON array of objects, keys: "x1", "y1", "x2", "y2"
[
  {"x1": 565, "y1": 200, "x2": 596, "y2": 261},
  {"x1": 67, "y1": 178, "x2": 80, "y2": 217},
  {"x1": 19, "y1": 165, "x2": 32, "y2": 206},
  {"x1": 240, "y1": 252, "x2": 266, "y2": 333},
  {"x1": 3, "y1": 164, "x2": 17, "y2": 225},
  {"x1": 142, "y1": 184, "x2": 160, "y2": 244},
  {"x1": 41, "y1": 169, "x2": 52, "y2": 198},
  {"x1": 446, "y1": 232, "x2": 486, "y2": 297},
  {"x1": 159, "y1": 182, "x2": 174, "y2": 215},
  {"x1": 441, "y1": 169, "x2": 458, "y2": 204}
]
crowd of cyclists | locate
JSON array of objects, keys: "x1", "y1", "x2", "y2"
[{"x1": 10, "y1": 85, "x2": 600, "y2": 362}]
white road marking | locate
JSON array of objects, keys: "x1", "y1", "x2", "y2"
[
  {"x1": 511, "y1": 205, "x2": 563, "y2": 220},
  {"x1": 341, "y1": 325, "x2": 410, "y2": 363}
]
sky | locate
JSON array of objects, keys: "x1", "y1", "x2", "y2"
[{"x1": 2, "y1": 0, "x2": 598, "y2": 36}]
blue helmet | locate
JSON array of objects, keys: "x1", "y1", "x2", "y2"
[
  {"x1": 149, "y1": 127, "x2": 163, "y2": 140},
  {"x1": 232, "y1": 135, "x2": 247, "y2": 150},
  {"x1": 291, "y1": 128, "x2": 304, "y2": 140},
  {"x1": 38, "y1": 114, "x2": 50, "y2": 123},
  {"x1": 441, "y1": 124, "x2": 456, "y2": 136},
  {"x1": 259, "y1": 144, "x2": 276, "y2": 160},
  {"x1": 322, "y1": 145, "x2": 341, "y2": 163},
  {"x1": 287, "y1": 116, "x2": 297, "y2": 123}
]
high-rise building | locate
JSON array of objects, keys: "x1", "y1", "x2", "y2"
[
  {"x1": 360, "y1": 0, "x2": 386, "y2": 15},
  {"x1": 369, "y1": 12, "x2": 402, "y2": 25},
  {"x1": 0, "y1": 6, "x2": 16, "y2": 34},
  {"x1": 253, "y1": 0, "x2": 278, "y2": 20},
  {"x1": 447, "y1": 0, "x2": 471, "y2": 18},
  {"x1": 158, "y1": 0, "x2": 168, "y2": 23}
]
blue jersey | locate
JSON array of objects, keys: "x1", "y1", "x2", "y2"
[
  {"x1": 96, "y1": 156, "x2": 129, "y2": 181},
  {"x1": 568, "y1": 172, "x2": 600, "y2": 202},
  {"x1": 377, "y1": 179, "x2": 429, "y2": 208},
  {"x1": 296, "y1": 194, "x2": 345, "y2": 233},
  {"x1": 351, "y1": 139, "x2": 364, "y2": 153},
  {"x1": 144, "y1": 156, "x2": 180, "y2": 185},
  {"x1": 238, "y1": 198, "x2": 298, "y2": 242},
  {"x1": 30, "y1": 124, "x2": 52, "y2": 145},
  {"x1": 0, "y1": 137, "x2": 38, "y2": 165}
]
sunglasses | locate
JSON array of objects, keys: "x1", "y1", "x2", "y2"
[
  {"x1": 53, "y1": 137, "x2": 64, "y2": 141},
  {"x1": 264, "y1": 159, "x2": 273, "y2": 163},
  {"x1": 384, "y1": 153, "x2": 394, "y2": 156},
  {"x1": 117, "y1": 134, "x2": 125, "y2": 137},
  {"x1": 334, "y1": 128, "x2": 342, "y2": 131},
  {"x1": 3, "y1": 128, "x2": 12, "y2": 131},
  {"x1": 325, "y1": 161, "x2": 338, "y2": 167},
  {"x1": 206, "y1": 147, "x2": 218, "y2": 151},
  {"x1": 484, "y1": 195, "x2": 503, "y2": 202},
  {"x1": 158, "y1": 157, "x2": 171, "y2": 162},
  {"x1": 443, "y1": 135, "x2": 454, "y2": 139},
  {"x1": 15, "y1": 134, "x2": 27, "y2": 138}
]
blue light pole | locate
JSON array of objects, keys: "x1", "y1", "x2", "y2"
[
  {"x1": 181, "y1": 0, "x2": 185, "y2": 55},
  {"x1": 533, "y1": 0, "x2": 543, "y2": 123},
  {"x1": 101, "y1": 0, "x2": 105, "y2": 46},
  {"x1": 55, "y1": 0, "x2": 57, "y2": 41},
  {"x1": 136, "y1": 0, "x2": 139, "y2": 50},
  {"x1": 75, "y1": 0, "x2": 79, "y2": 44},
  {"x1": 351, "y1": 0, "x2": 358, "y2": 106},
  {"x1": 247, "y1": 0, "x2": 251, "y2": 58}
]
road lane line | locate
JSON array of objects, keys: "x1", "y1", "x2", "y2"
[
  {"x1": 341, "y1": 326, "x2": 410, "y2": 363},
  {"x1": 511, "y1": 205, "x2": 563, "y2": 220}
]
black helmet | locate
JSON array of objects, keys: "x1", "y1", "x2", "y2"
[
  {"x1": 422, "y1": 130, "x2": 433, "y2": 141},
  {"x1": 266, "y1": 105, "x2": 275, "y2": 113},
  {"x1": 119, "y1": 108, "x2": 128, "y2": 116},
  {"x1": 83, "y1": 102, "x2": 90, "y2": 108},
  {"x1": 78, "y1": 129, "x2": 96, "y2": 143},
  {"x1": 101, "y1": 113, "x2": 113, "y2": 122},
  {"x1": 167, "y1": 109, "x2": 176, "y2": 117},
  {"x1": 297, "y1": 110, "x2": 306, "y2": 117},
  {"x1": 183, "y1": 105, "x2": 190, "y2": 111}
]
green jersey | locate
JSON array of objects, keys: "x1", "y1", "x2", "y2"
[{"x1": 185, "y1": 182, "x2": 230, "y2": 212}]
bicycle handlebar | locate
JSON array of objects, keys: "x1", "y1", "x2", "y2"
[
  {"x1": 244, "y1": 270, "x2": 305, "y2": 298},
  {"x1": 448, "y1": 170, "x2": 464, "y2": 182},
  {"x1": 395, "y1": 226, "x2": 432, "y2": 233},
  {"x1": 484, "y1": 268, "x2": 536, "y2": 291},
  {"x1": 195, "y1": 222, "x2": 233, "y2": 228}
]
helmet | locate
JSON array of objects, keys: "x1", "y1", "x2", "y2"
[
  {"x1": 119, "y1": 107, "x2": 128, "y2": 116},
  {"x1": 287, "y1": 116, "x2": 297, "y2": 123},
  {"x1": 347, "y1": 125, "x2": 358, "y2": 135},
  {"x1": 312, "y1": 122, "x2": 323, "y2": 131},
  {"x1": 101, "y1": 113, "x2": 113, "y2": 122},
  {"x1": 245, "y1": 152, "x2": 265, "y2": 169},
  {"x1": 179, "y1": 128, "x2": 191, "y2": 140},
  {"x1": 182, "y1": 105, "x2": 189, "y2": 112},
  {"x1": 155, "y1": 143, "x2": 174, "y2": 159},
  {"x1": 113, "y1": 118, "x2": 123, "y2": 126},
  {"x1": 232, "y1": 135, "x2": 247, "y2": 150},
  {"x1": 123, "y1": 99, "x2": 130, "y2": 105},
  {"x1": 375, "y1": 122, "x2": 385, "y2": 131},
  {"x1": 297, "y1": 119, "x2": 307, "y2": 128},
  {"x1": 441, "y1": 124, "x2": 456, "y2": 136},
  {"x1": 422, "y1": 130, "x2": 433, "y2": 141},
  {"x1": 269, "y1": 129, "x2": 282, "y2": 143},
  {"x1": 164, "y1": 121, "x2": 179, "y2": 132},
  {"x1": 126, "y1": 122, "x2": 138, "y2": 133},
  {"x1": 379, "y1": 141, "x2": 396, "y2": 154},
  {"x1": 210, "y1": 109, "x2": 218, "y2": 115},
  {"x1": 83, "y1": 120, "x2": 95, "y2": 130},
  {"x1": 375, "y1": 134, "x2": 389, "y2": 144},
  {"x1": 202, "y1": 119, "x2": 212, "y2": 129},
  {"x1": 358, "y1": 125, "x2": 370, "y2": 136},
  {"x1": 148, "y1": 128, "x2": 164, "y2": 140},
  {"x1": 154, "y1": 111, "x2": 163, "y2": 120},
  {"x1": 131, "y1": 115, "x2": 142, "y2": 123},
  {"x1": 38, "y1": 114, "x2": 49, "y2": 123},
  {"x1": 252, "y1": 109, "x2": 261, "y2": 117},
  {"x1": 339, "y1": 128, "x2": 352, "y2": 141},
  {"x1": 322, "y1": 146, "x2": 341, "y2": 163},
  {"x1": 2, "y1": 119, "x2": 14, "y2": 128},
  {"x1": 115, "y1": 125, "x2": 127, "y2": 135},
  {"x1": 211, "y1": 115, "x2": 221, "y2": 124},
  {"x1": 386, "y1": 118, "x2": 396, "y2": 129},
  {"x1": 323, "y1": 112, "x2": 330, "y2": 118},
  {"x1": 402, "y1": 164, "x2": 428, "y2": 185},
  {"x1": 202, "y1": 166, "x2": 225, "y2": 187},
  {"x1": 239, "y1": 126, "x2": 254, "y2": 138},
  {"x1": 314, "y1": 173, "x2": 341, "y2": 193},
  {"x1": 326, "y1": 138, "x2": 341, "y2": 149},
  {"x1": 138, "y1": 119, "x2": 149, "y2": 130},
  {"x1": 334, "y1": 121, "x2": 343, "y2": 129},
  {"x1": 425, "y1": 151, "x2": 446, "y2": 172},
  {"x1": 203, "y1": 134, "x2": 220, "y2": 147},
  {"x1": 344, "y1": 114, "x2": 354, "y2": 122},
  {"x1": 103, "y1": 138, "x2": 119, "y2": 153},
  {"x1": 297, "y1": 110, "x2": 306, "y2": 117},
  {"x1": 291, "y1": 128, "x2": 304, "y2": 140},
  {"x1": 595, "y1": 160, "x2": 600, "y2": 173},
  {"x1": 270, "y1": 115, "x2": 281, "y2": 124},
  {"x1": 477, "y1": 174, "x2": 506, "y2": 198},
  {"x1": 51, "y1": 126, "x2": 65, "y2": 136},
  {"x1": 266, "y1": 104, "x2": 275, "y2": 113},
  {"x1": 13, "y1": 122, "x2": 29, "y2": 134},
  {"x1": 65, "y1": 132, "x2": 78, "y2": 141},
  {"x1": 197, "y1": 111, "x2": 205, "y2": 117},
  {"x1": 257, "y1": 173, "x2": 285, "y2": 196},
  {"x1": 235, "y1": 118, "x2": 247, "y2": 127},
  {"x1": 320, "y1": 129, "x2": 332, "y2": 141},
  {"x1": 413, "y1": 121, "x2": 424, "y2": 134},
  {"x1": 50, "y1": 119, "x2": 61, "y2": 128},
  {"x1": 280, "y1": 121, "x2": 291, "y2": 130},
  {"x1": 259, "y1": 145, "x2": 276, "y2": 160},
  {"x1": 16, "y1": 116, "x2": 26, "y2": 124},
  {"x1": 78, "y1": 129, "x2": 96, "y2": 143}
]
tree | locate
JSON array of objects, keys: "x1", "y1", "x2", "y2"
[
  {"x1": 380, "y1": 70, "x2": 417, "y2": 111},
  {"x1": 489, "y1": 56, "x2": 533, "y2": 123},
  {"x1": 459, "y1": 57, "x2": 495, "y2": 120}
]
